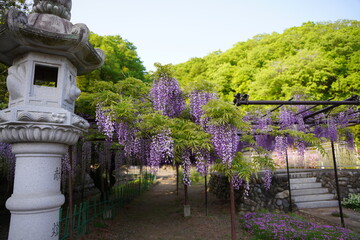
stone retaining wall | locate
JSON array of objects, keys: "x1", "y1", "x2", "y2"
[
  {"x1": 209, "y1": 173, "x2": 296, "y2": 213},
  {"x1": 209, "y1": 169, "x2": 360, "y2": 212},
  {"x1": 311, "y1": 169, "x2": 360, "y2": 200}
]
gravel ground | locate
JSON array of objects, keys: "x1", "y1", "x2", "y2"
[{"x1": 85, "y1": 174, "x2": 252, "y2": 240}]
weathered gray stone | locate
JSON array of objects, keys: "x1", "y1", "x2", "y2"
[
  {"x1": 275, "y1": 190, "x2": 289, "y2": 199},
  {"x1": 339, "y1": 177, "x2": 349, "y2": 181},
  {"x1": 283, "y1": 199, "x2": 289, "y2": 208},
  {"x1": 244, "y1": 198, "x2": 257, "y2": 207}
]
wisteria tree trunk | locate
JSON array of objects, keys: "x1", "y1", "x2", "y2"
[
  {"x1": 176, "y1": 164, "x2": 179, "y2": 195},
  {"x1": 205, "y1": 174, "x2": 208, "y2": 216}
]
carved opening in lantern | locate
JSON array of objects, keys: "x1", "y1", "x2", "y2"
[{"x1": 33, "y1": 64, "x2": 58, "y2": 87}]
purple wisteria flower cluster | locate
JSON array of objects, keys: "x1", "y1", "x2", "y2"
[
  {"x1": 150, "y1": 76, "x2": 186, "y2": 118},
  {"x1": 115, "y1": 121, "x2": 139, "y2": 158},
  {"x1": 280, "y1": 108, "x2": 296, "y2": 129},
  {"x1": 149, "y1": 129, "x2": 174, "y2": 173},
  {"x1": 310, "y1": 110, "x2": 357, "y2": 147},
  {"x1": 95, "y1": 104, "x2": 114, "y2": 141},
  {"x1": 255, "y1": 135, "x2": 276, "y2": 152},
  {"x1": 251, "y1": 114, "x2": 275, "y2": 151},
  {"x1": 240, "y1": 212, "x2": 360, "y2": 240},
  {"x1": 263, "y1": 168, "x2": 272, "y2": 191},
  {"x1": 194, "y1": 149, "x2": 211, "y2": 176},
  {"x1": 182, "y1": 150, "x2": 191, "y2": 186},
  {"x1": 327, "y1": 116, "x2": 338, "y2": 142},
  {"x1": 231, "y1": 175, "x2": 243, "y2": 190},
  {"x1": 190, "y1": 90, "x2": 217, "y2": 177},
  {"x1": 190, "y1": 91, "x2": 217, "y2": 127},
  {"x1": 0, "y1": 142, "x2": 15, "y2": 178},
  {"x1": 207, "y1": 123, "x2": 239, "y2": 167},
  {"x1": 275, "y1": 135, "x2": 288, "y2": 157}
]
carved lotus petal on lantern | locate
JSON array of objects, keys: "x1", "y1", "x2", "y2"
[{"x1": 0, "y1": 124, "x2": 82, "y2": 145}]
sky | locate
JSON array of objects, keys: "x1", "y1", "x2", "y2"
[{"x1": 71, "y1": 0, "x2": 360, "y2": 72}]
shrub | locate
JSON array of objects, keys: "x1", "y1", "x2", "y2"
[
  {"x1": 240, "y1": 212, "x2": 360, "y2": 240},
  {"x1": 342, "y1": 194, "x2": 360, "y2": 211}
]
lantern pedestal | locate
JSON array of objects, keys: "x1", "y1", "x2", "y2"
[
  {"x1": 5, "y1": 143, "x2": 69, "y2": 239},
  {"x1": 0, "y1": 95, "x2": 88, "y2": 240},
  {"x1": 0, "y1": 119, "x2": 86, "y2": 239}
]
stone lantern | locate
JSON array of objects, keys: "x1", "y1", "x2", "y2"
[{"x1": 0, "y1": 1, "x2": 105, "y2": 239}]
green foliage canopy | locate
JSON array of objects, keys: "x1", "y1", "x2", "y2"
[{"x1": 76, "y1": 34, "x2": 149, "y2": 118}]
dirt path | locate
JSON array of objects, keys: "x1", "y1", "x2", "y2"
[{"x1": 86, "y1": 172, "x2": 251, "y2": 240}]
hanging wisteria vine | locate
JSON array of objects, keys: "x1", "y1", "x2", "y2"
[
  {"x1": 150, "y1": 75, "x2": 186, "y2": 118},
  {"x1": 182, "y1": 149, "x2": 191, "y2": 186},
  {"x1": 231, "y1": 175, "x2": 243, "y2": 190},
  {"x1": 263, "y1": 168, "x2": 272, "y2": 191},
  {"x1": 190, "y1": 91, "x2": 217, "y2": 127},
  {"x1": 148, "y1": 129, "x2": 174, "y2": 173},
  {"x1": 207, "y1": 123, "x2": 239, "y2": 167},
  {"x1": 194, "y1": 148, "x2": 211, "y2": 176},
  {"x1": 95, "y1": 104, "x2": 114, "y2": 141}
]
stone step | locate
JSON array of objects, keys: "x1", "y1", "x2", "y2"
[
  {"x1": 292, "y1": 188, "x2": 329, "y2": 196},
  {"x1": 296, "y1": 200, "x2": 338, "y2": 209},
  {"x1": 276, "y1": 172, "x2": 313, "y2": 179},
  {"x1": 290, "y1": 182, "x2": 322, "y2": 190},
  {"x1": 290, "y1": 177, "x2": 317, "y2": 184},
  {"x1": 293, "y1": 194, "x2": 335, "y2": 203},
  {"x1": 290, "y1": 172, "x2": 313, "y2": 178}
]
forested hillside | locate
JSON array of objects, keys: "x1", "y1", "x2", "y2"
[{"x1": 173, "y1": 20, "x2": 360, "y2": 102}]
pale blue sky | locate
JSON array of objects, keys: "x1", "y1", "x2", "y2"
[{"x1": 71, "y1": 0, "x2": 360, "y2": 72}]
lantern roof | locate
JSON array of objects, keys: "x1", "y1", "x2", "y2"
[{"x1": 0, "y1": 0, "x2": 104, "y2": 75}]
